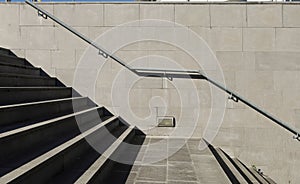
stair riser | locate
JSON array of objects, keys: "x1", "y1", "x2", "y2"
[
  {"x1": 0, "y1": 88, "x2": 78, "y2": 106},
  {"x1": 0, "y1": 98, "x2": 95, "y2": 131},
  {"x1": 0, "y1": 76, "x2": 57, "y2": 87},
  {"x1": 0, "y1": 65, "x2": 40, "y2": 76},
  {"x1": 9, "y1": 120, "x2": 122, "y2": 184}
]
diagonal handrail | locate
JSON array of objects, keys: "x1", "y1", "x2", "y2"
[{"x1": 25, "y1": 0, "x2": 300, "y2": 141}]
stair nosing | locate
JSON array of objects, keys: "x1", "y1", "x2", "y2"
[
  {"x1": 0, "y1": 106, "x2": 100, "y2": 139},
  {"x1": 74, "y1": 126, "x2": 134, "y2": 184},
  {"x1": 0, "y1": 116, "x2": 117, "y2": 183},
  {"x1": 0, "y1": 96, "x2": 86, "y2": 109}
]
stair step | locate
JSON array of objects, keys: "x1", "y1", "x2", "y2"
[
  {"x1": 0, "y1": 73, "x2": 58, "y2": 87},
  {"x1": 75, "y1": 126, "x2": 134, "y2": 184},
  {"x1": 248, "y1": 168, "x2": 270, "y2": 184},
  {"x1": 48, "y1": 124, "x2": 131, "y2": 184},
  {"x1": 212, "y1": 148, "x2": 248, "y2": 184},
  {"x1": 0, "y1": 48, "x2": 16, "y2": 57},
  {"x1": 0, "y1": 116, "x2": 118, "y2": 183},
  {"x1": 0, "y1": 87, "x2": 79, "y2": 106},
  {"x1": 232, "y1": 158, "x2": 260, "y2": 184},
  {"x1": 0, "y1": 97, "x2": 96, "y2": 133},
  {"x1": 0, "y1": 107, "x2": 113, "y2": 176},
  {"x1": 0, "y1": 62, "x2": 41, "y2": 76},
  {"x1": 97, "y1": 129, "x2": 145, "y2": 184},
  {"x1": 0, "y1": 53, "x2": 31, "y2": 67}
]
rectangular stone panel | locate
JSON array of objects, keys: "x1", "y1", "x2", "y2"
[
  {"x1": 243, "y1": 28, "x2": 275, "y2": 51},
  {"x1": 140, "y1": 4, "x2": 174, "y2": 23},
  {"x1": 255, "y1": 52, "x2": 300, "y2": 71},
  {"x1": 104, "y1": 4, "x2": 139, "y2": 26},
  {"x1": 283, "y1": 5, "x2": 300, "y2": 27},
  {"x1": 20, "y1": 4, "x2": 54, "y2": 26},
  {"x1": 247, "y1": 5, "x2": 282, "y2": 27},
  {"x1": 210, "y1": 5, "x2": 246, "y2": 27},
  {"x1": 276, "y1": 28, "x2": 300, "y2": 51},
  {"x1": 54, "y1": 4, "x2": 103, "y2": 26},
  {"x1": 175, "y1": 5, "x2": 210, "y2": 27}
]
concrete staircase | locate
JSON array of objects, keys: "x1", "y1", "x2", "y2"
[
  {"x1": 0, "y1": 47, "x2": 275, "y2": 183},
  {"x1": 0, "y1": 47, "x2": 145, "y2": 183},
  {"x1": 207, "y1": 143, "x2": 276, "y2": 184},
  {"x1": 129, "y1": 138, "x2": 276, "y2": 183}
]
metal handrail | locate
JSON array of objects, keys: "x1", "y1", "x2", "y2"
[{"x1": 25, "y1": 0, "x2": 300, "y2": 141}]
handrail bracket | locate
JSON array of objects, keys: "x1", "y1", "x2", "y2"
[
  {"x1": 98, "y1": 49, "x2": 108, "y2": 58},
  {"x1": 228, "y1": 93, "x2": 239, "y2": 103},
  {"x1": 37, "y1": 11, "x2": 47, "y2": 19}
]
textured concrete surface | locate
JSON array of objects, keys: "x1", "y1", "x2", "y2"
[
  {"x1": 125, "y1": 138, "x2": 230, "y2": 184},
  {"x1": 0, "y1": 2, "x2": 300, "y2": 183}
]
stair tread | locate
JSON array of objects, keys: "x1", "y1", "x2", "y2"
[
  {"x1": 0, "y1": 116, "x2": 117, "y2": 183},
  {"x1": 75, "y1": 126, "x2": 134, "y2": 184}
]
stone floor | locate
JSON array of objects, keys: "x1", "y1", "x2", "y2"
[{"x1": 125, "y1": 138, "x2": 230, "y2": 184}]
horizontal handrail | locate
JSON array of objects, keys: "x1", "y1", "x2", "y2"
[{"x1": 25, "y1": 0, "x2": 300, "y2": 141}]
